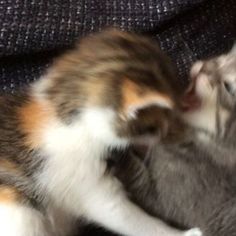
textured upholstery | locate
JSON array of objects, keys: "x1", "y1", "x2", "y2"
[{"x1": 0, "y1": 0, "x2": 235, "y2": 93}]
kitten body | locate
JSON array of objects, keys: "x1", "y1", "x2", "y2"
[
  {"x1": 0, "y1": 30, "x2": 200, "y2": 236},
  {"x1": 112, "y1": 46, "x2": 236, "y2": 236}
]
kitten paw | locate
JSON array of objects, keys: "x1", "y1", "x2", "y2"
[{"x1": 184, "y1": 228, "x2": 202, "y2": 236}]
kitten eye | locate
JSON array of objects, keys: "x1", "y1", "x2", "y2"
[{"x1": 223, "y1": 81, "x2": 234, "y2": 95}]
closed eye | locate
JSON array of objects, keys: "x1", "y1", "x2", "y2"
[{"x1": 223, "y1": 81, "x2": 234, "y2": 95}]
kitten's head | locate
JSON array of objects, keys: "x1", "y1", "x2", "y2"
[
  {"x1": 36, "y1": 29, "x2": 181, "y2": 146},
  {"x1": 183, "y1": 44, "x2": 236, "y2": 137}
]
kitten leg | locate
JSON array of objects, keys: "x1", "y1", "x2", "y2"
[
  {"x1": 0, "y1": 186, "x2": 49, "y2": 236},
  {"x1": 81, "y1": 177, "x2": 202, "y2": 236}
]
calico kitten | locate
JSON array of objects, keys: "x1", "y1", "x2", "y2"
[
  {"x1": 110, "y1": 45, "x2": 236, "y2": 236},
  {"x1": 0, "y1": 29, "x2": 200, "y2": 236}
]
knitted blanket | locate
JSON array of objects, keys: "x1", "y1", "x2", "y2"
[{"x1": 0, "y1": 0, "x2": 235, "y2": 93}]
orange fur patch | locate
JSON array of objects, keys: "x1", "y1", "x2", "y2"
[
  {"x1": 0, "y1": 186, "x2": 22, "y2": 203},
  {"x1": 18, "y1": 99, "x2": 54, "y2": 149},
  {"x1": 121, "y1": 79, "x2": 173, "y2": 116}
]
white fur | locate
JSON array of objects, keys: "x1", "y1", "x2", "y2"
[
  {"x1": 190, "y1": 61, "x2": 203, "y2": 78},
  {"x1": 128, "y1": 99, "x2": 173, "y2": 120},
  {"x1": 184, "y1": 228, "x2": 202, "y2": 236},
  {"x1": 151, "y1": 96, "x2": 174, "y2": 109},
  {"x1": 31, "y1": 75, "x2": 54, "y2": 101},
  {"x1": 0, "y1": 204, "x2": 49, "y2": 236},
  {"x1": 34, "y1": 106, "x2": 199, "y2": 236}
]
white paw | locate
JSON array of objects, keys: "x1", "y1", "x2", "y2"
[{"x1": 184, "y1": 228, "x2": 202, "y2": 236}]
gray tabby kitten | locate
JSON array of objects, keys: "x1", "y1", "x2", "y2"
[{"x1": 112, "y1": 45, "x2": 236, "y2": 236}]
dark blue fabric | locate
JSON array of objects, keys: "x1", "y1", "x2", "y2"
[{"x1": 0, "y1": 0, "x2": 235, "y2": 93}]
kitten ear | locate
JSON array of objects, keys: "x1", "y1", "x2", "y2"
[
  {"x1": 217, "y1": 44, "x2": 236, "y2": 68},
  {"x1": 121, "y1": 79, "x2": 173, "y2": 119},
  {"x1": 190, "y1": 61, "x2": 204, "y2": 79}
]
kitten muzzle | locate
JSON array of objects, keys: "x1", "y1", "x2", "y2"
[{"x1": 181, "y1": 77, "x2": 201, "y2": 112}]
